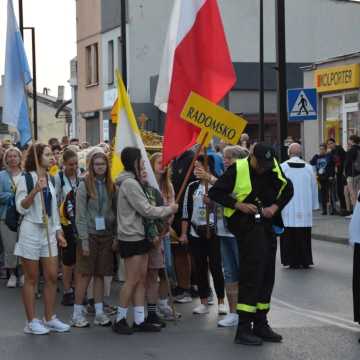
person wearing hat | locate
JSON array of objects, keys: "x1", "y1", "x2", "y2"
[{"x1": 208, "y1": 143, "x2": 293, "y2": 346}]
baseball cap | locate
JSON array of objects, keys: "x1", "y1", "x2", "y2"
[{"x1": 253, "y1": 143, "x2": 275, "y2": 171}]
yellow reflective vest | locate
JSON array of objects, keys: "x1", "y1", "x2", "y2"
[{"x1": 224, "y1": 158, "x2": 287, "y2": 218}]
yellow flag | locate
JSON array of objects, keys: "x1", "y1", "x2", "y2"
[
  {"x1": 111, "y1": 70, "x2": 159, "y2": 190},
  {"x1": 111, "y1": 97, "x2": 119, "y2": 124}
]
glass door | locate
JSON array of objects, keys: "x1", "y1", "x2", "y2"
[{"x1": 345, "y1": 110, "x2": 360, "y2": 147}]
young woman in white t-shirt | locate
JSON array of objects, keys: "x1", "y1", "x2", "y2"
[{"x1": 15, "y1": 144, "x2": 69, "y2": 335}]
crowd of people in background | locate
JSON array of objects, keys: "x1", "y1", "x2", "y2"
[
  {"x1": 310, "y1": 135, "x2": 360, "y2": 217},
  {"x1": 0, "y1": 132, "x2": 359, "y2": 344}
]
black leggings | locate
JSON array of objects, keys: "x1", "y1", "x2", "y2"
[
  {"x1": 189, "y1": 233, "x2": 225, "y2": 300},
  {"x1": 319, "y1": 180, "x2": 330, "y2": 212}
]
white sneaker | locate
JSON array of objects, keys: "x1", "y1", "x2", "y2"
[
  {"x1": 19, "y1": 275, "x2": 25, "y2": 288},
  {"x1": 218, "y1": 313, "x2": 239, "y2": 327},
  {"x1": 193, "y1": 304, "x2": 209, "y2": 315},
  {"x1": 174, "y1": 292, "x2": 192, "y2": 304},
  {"x1": 208, "y1": 294, "x2": 215, "y2": 305},
  {"x1": 24, "y1": 319, "x2": 50, "y2": 335},
  {"x1": 44, "y1": 315, "x2": 70, "y2": 333},
  {"x1": 94, "y1": 313, "x2": 111, "y2": 327},
  {"x1": 218, "y1": 303, "x2": 228, "y2": 315},
  {"x1": 158, "y1": 304, "x2": 182, "y2": 321},
  {"x1": 6, "y1": 274, "x2": 17, "y2": 288},
  {"x1": 346, "y1": 215, "x2": 352, "y2": 220},
  {"x1": 71, "y1": 314, "x2": 90, "y2": 328}
]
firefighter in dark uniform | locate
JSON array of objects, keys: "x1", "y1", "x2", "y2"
[{"x1": 208, "y1": 143, "x2": 293, "y2": 346}]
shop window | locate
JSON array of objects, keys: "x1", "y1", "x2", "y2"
[
  {"x1": 323, "y1": 96, "x2": 342, "y2": 144},
  {"x1": 347, "y1": 111, "x2": 360, "y2": 140},
  {"x1": 345, "y1": 92, "x2": 359, "y2": 104}
]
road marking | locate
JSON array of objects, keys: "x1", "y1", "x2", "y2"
[{"x1": 272, "y1": 297, "x2": 359, "y2": 332}]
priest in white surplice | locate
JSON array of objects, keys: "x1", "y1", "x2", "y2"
[{"x1": 280, "y1": 143, "x2": 319, "y2": 269}]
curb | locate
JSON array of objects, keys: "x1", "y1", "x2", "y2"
[{"x1": 312, "y1": 234, "x2": 348, "y2": 245}]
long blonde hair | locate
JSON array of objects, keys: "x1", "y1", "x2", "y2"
[
  {"x1": 84, "y1": 152, "x2": 115, "y2": 199},
  {"x1": 150, "y1": 152, "x2": 173, "y2": 202}
]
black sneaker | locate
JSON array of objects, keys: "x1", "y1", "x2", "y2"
[
  {"x1": 133, "y1": 321, "x2": 161, "y2": 332},
  {"x1": 234, "y1": 322, "x2": 263, "y2": 346},
  {"x1": 146, "y1": 313, "x2": 166, "y2": 328},
  {"x1": 253, "y1": 323, "x2": 283, "y2": 343},
  {"x1": 61, "y1": 292, "x2": 74, "y2": 306},
  {"x1": 112, "y1": 319, "x2": 133, "y2": 335},
  {"x1": 190, "y1": 285, "x2": 199, "y2": 298}
]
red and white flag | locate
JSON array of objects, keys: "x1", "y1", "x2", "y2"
[{"x1": 155, "y1": 0, "x2": 236, "y2": 165}]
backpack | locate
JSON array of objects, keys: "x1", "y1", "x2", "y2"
[
  {"x1": 353, "y1": 149, "x2": 360, "y2": 173},
  {"x1": 5, "y1": 172, "x2": 34, "y2": 232}
]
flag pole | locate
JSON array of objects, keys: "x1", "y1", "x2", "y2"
[
  {"x1": 175, "y1": 132, "x2": 209, "y2": 204},
  {"x1": 24, "y1": 87, "x2": 52, "y2": 257}
]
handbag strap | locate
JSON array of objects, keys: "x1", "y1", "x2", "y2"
[{"x1": 6, "y1": 171, "x2": 17, "y2": 194}]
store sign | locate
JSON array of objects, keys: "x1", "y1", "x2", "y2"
[{"x1": 315, "y1": 64, "x2": 360, "y2": 93}]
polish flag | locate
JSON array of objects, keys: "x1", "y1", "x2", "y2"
[{"x1": 155, "y1": 0, "x2": 236, "y2": 165}]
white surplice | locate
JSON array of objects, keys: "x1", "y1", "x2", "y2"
[{"x1": 281, "y1": 156, "x2": 319, "y2": 228}]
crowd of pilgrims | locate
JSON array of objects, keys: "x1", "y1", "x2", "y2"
[{"x1": 0, "y1": 133, "x2": 359, "y2": 343}]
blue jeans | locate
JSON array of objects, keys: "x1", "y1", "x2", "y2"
[
  {"x1": 163, "y1": 235, "x2": 176, "y2": 282},
  {"x1": 219, "y1": 236, "x2": 240, "y2": 284}
]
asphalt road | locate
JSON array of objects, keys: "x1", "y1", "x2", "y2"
[{"x1": 0, "y1": 239, "x2": 359, "y2": 360}]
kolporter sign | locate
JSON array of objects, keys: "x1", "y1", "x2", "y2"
[
  {"x1": 181, "y1": 91, "x2": 247, "y2": 146},
  {"x1": 315, "y1": 64, "x2": 360, "y2": 93}
]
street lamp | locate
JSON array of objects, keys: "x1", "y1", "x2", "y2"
[
  {"x1": 259, "y1": 0, "x2": 265, "y2": 142},
  {"x1": 23, "y1": 27, "x2": 38, "y2": 140},
  {"x1": 275, "y1": 0, "x2": 288, "y2": 161}
]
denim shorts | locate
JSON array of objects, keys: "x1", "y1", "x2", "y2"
[{"x1": 219, "y1": 236, "x2": 240, "y2": 284}]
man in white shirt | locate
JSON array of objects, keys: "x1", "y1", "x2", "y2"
[{"x1": 280, "y1": 143, "x2": 319, "y2": 269}]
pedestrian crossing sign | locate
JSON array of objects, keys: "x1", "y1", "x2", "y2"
[{"x1": 287, "y1": 88, "x2": 317, "y2": 121}]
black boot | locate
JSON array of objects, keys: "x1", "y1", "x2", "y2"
[
  {"x1": 234, "y1": 321, "x2": 263, "y2": 346},
  {"x1": 253, "y1": 312, "x2": 282, "y2": 343}
]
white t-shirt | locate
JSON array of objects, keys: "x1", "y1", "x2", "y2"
[
  {"x1": 54, "y1": 170, "x2": 81, "y2": 204},
  {"x1": 215, "y1": 206, "x2": 234, "y2": 238},
  {"x1": 190, "y1": 184, "x2": 215, "y2": 238}
]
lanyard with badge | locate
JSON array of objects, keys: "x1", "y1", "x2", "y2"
[
  {"x1": 95, "y1": 180, "x2": 106, "y2": 231},
  {"x1": 65, "y1": 173, "x2": 79, "y2": 193}
]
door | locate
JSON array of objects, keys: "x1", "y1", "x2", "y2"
[{"x1": 345, "y1": 110, "x2": 360, "y2": 147}]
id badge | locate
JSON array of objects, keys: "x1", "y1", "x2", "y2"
[{"x1": 95, "y1": 217, "x2": 106, "y2": 231}]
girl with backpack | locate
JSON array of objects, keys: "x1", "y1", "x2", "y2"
[
  {"x1": 112, "y1": 147, "x2": 178, "y2": 335},
  {"x1": 14, "y1": 143, "x2": 69, "y2": 335},
  {"x1": 0, "y1": 147, "x2": 23, "y2": 288},
  {"x1": 72, "y1": 148, "x2": 116, "y2": 328},
  {"x1": 150, "y1": 152, "x2": 181, "y2": 321},
  {"x1": 54, "y1": 149, "x2": 81, "y2": 307}
]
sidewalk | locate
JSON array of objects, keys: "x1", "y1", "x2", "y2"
[{"x1": 312, "y1": 210, "x2": 349, "y2": 245}]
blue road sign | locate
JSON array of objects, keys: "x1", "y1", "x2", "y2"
[{"x1": 287, "y1": 88, "x2": 317, "y2": 121}]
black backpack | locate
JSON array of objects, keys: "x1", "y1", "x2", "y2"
[
  {"x1": 353, "y1": 148, "x2": 360, "y2": 173},
  {"x1": 5, "y1": 172, "x2": 55, "y2": 232},
  {"x1": 5, "y1": 172, "x2": 34, "y2": 232}
]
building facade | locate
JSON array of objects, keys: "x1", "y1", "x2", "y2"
[
  {"x1": 0, "y1": 76, "x2": 71, "y2": 144},
  {"x1": 75, "y1": 0, "x2": 360, "y2": 145},
  {"x1": 303, "y1": 53, "x2": 360, "y2": 161}
]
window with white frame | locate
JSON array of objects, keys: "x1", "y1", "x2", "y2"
[
  {"x1": 108, "y1": 40, "x2": 114, "y2": 85},
  {"x1": 85, "y1": 43, "x2": 99, "y2": 86}
]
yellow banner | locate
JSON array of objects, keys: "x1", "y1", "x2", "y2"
[
  {"x1": 181, "y1": 92, "x2": 247, "y2": 146},
  {"x1": 315, "y1": 64, "x2": 360, "y2": 93}
]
